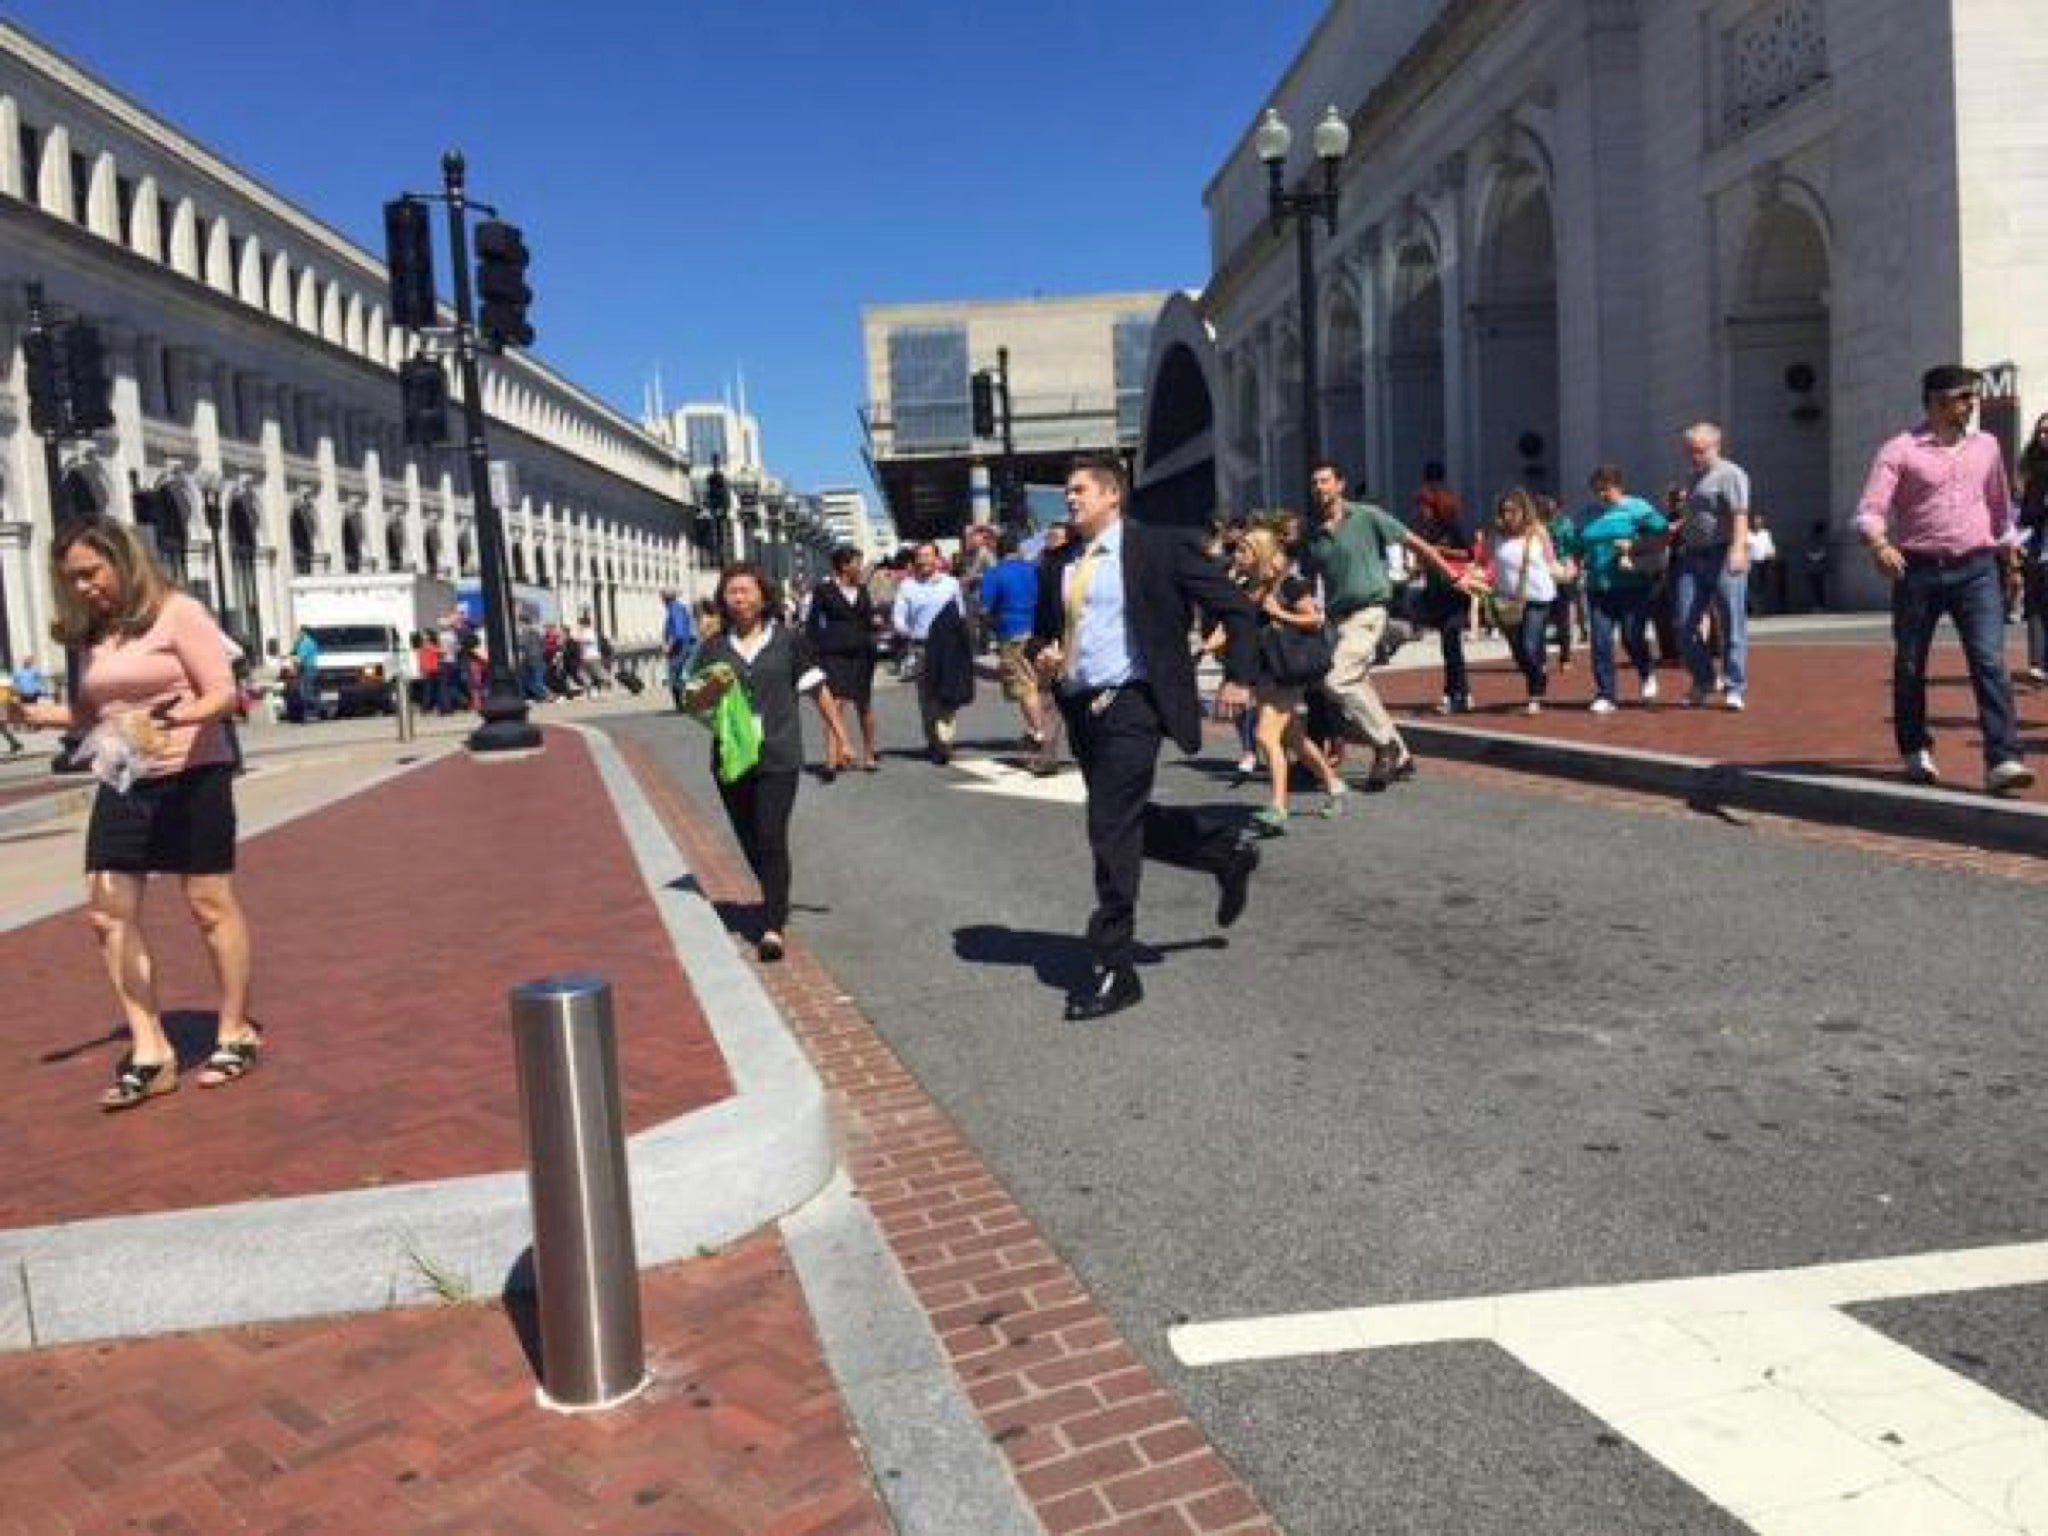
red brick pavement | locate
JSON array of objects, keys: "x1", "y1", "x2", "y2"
[
  {"x1": 618, "y1": 735, "x2": 1279, "y2": 1536},
  {"x1": 1376, "y1": 639, "x2": 2048, "y2": 803},
  {"x1": 0, "y1": 729, "x2": 729, "y2": 1228},
  {"x1": 0, "y1": 1228, "x2": 889, "y2": 1536}
]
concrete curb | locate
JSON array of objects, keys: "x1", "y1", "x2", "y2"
[
  {"x1": 1401, "y1": 720, "x2": 2048, "y2": 856},
  {"x1": 0, "y1": 780, "x2": 94, "y2": 836},
  {"x1": 0, "y1": 727, "x2": 832, "y2": 1350}
]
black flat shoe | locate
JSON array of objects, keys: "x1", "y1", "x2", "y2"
[
  {"x1": 758, "y1": 932, "x2": 786, "y2": 962},
  {"x1": 1065, "y1": 966, "x2": 1142, "y2": 1022}
]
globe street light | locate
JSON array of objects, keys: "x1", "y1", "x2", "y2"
[{"x1": 1256, "y1": 105, "x2": 1351, "y2": 504}]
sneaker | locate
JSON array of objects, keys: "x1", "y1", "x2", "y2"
[
  {"x1": 1684, "y1": 689, "x2": 1709, "y2": 708},
  {"x1": 1725, "y1": 692, "x2": 1746, "y2": 712},
  {"x1": 1252, "y1": 805, "x2": 1289, "y2": 836},
  {"x1": 1590, "y1": 697, "x2": 1618, "y2": 715},
  {"x1": 1639, "y1": 675, "x2": 1660, "y2": 703},
  {"x1": 1987, "y1": 759, "x2": 2036, "y2": 797},
  {"x1": 2023, "y1": 667, "x2": 2048, "y2": 686},
  {"x1": 1903, "y1": 749, "x2": 1940, "y2": 785},
  {"x1": 1319, "y1": 782, "x2": 1349, "y2": 818},
  {"x1": 1231, "y1": 753, "x2": 1257, "y2": 785},
  {"x1": 1524, "y1": 699, "x2": 1543, "y2": 716}
]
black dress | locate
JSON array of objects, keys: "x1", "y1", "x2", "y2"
[{"x1": 807, "y1": 582, "x2": 877, "y2": 706}]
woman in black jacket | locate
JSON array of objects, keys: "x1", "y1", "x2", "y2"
[
  {"x1": 807, "y1": 546, "x2": 880, "y2": 773},
  {"x1": 686, "y1": 564, "x2": 824, "y2": 962}
]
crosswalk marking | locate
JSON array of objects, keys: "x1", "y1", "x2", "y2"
[
  {"x1": 946, "y1": 753, "x2": 1087, "y2": 804},
  {"x1": 1170, "y1": 1240, "x2": 2048, "y2": 1533}
]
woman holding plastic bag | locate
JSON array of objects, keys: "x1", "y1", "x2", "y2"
[
  {"x1": 684, "y1": 563, "x2": 826, "y2": 963},
  {"x1": 2, "y1": 517, "x2": 261, "y2": 1110}
]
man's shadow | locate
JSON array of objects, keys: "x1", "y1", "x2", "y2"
[{"x1": 952, "y1": 924, "x2": 1224, "y2": 997}]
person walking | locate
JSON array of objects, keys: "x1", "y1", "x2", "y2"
[
  {"x1": 1575, "y1": 465, "x2": 1671, "y2": 714},
  {"x1": 2016, "y1": 412, "x2": 2048, "y2": 686},
  {"x1": 684, "y1": 563, "x2": 825, "y2": 962},
  {"x1": 291, "y1": 626, "x2": 322, "y2": 722},
  {"x1": 2, "y1": 518, "x2": 262, "y2": 1110},
  {"x1": 1305, "y1": 459, "x2": 1469, "y2": 787},
  {"x1": 661, "y1": 586, "x2": 698, "y2": 711},
  {"x1": 978, "y1": 530, "x2": 1048, "y2": 756},
  {"x1": 890, "y1": 543, "x2": 965, "y2": 763},
  {"x1": 1031, "y1": 456, "x2": 1261, "y2": 1023},
  {"x1": 1486, "y1": 489, "x2": 1562, "y2": 713},
  {"x1": 1410, "y1": 474, "x2": 1478, "y2": 713},
  {"x1": 1536, "y1": 495, "x2": 1582, "y2": 672},
  {"x1": 1235, "y1": 527, "x2": 1346, "y2": 834},
  {"x1": 1854, "y1": 364, "x2": 2033, "y2": 794},
  {"x1": 1674, "y1": 422, "x2": 1754, "y2": 710},
  {"x1": 807, "y1": 547, "x2": 879, "y2": 773}
]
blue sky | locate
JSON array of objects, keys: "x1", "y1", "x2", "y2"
[{"x1": 19, "y1": 1, "x2": 1326, "y2": 491}]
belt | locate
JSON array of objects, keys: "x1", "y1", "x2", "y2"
[{"x1": 1900, "y1": 548, "x2": 1995, "y2": 569}]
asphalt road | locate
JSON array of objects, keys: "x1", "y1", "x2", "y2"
[{"x1": 611, "y1": 677, "x2": 2048, "y2": 1535}]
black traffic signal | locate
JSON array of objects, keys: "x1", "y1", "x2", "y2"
[
  {"x1": 62, "y1": 322, "x2": 114, "y2": 433},
  {"x1": 971, "y1": 370, "x2": 996, "y2": 437},
  {"x1": 383, "y1": 198, "x2": 437, "y2": 329},
  {"x1": 23, "y1": 319, "x2": 114, "y2": 439},
  {"x1": 474, "y1": 220, "x2": 534, "y2": 351},
  {"x1": 22, "y1": 324, "x2": 68, "y2": 437},
  {"x1": 399, "y1": 356, "x2": 451, "y2": 447},
  {"x1": 705, "y1": 467, "x2": 729, "y2": 515}
]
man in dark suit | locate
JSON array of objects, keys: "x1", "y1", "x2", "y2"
[{"x1": 1031, "y1": 455, "x2": 1261, "y2": 1022}]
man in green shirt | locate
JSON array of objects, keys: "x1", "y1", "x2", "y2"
[{"x1": 1306, "y1": 460, "x2": 1469, "y2": 786}]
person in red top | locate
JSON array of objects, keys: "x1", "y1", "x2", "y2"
[
  {"x1": 1854, "y1": 364, "x2": 2032, "y2": 795},
  {"x1": 4, "y1": 518, "x2": 263, "y2": 1109}
]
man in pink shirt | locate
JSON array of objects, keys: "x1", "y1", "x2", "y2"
[{"x1": 1855, "y1": 364, "x2": 2032, "y2": 795}]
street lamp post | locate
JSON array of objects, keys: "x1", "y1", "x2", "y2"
[{"x1": 1255, "y1": 106, "x2": 1351, "y2": 506}]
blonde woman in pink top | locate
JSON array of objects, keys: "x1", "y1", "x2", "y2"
[{"x1": 3, "y1": 518, "x2": 262, "y2": 1109}]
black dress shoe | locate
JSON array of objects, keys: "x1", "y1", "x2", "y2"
[
  {"x1": 1215, "y1": 841, "x2": 1260, "y2": 929},
  {"x1": 1064, "y1": 966, "x2": 1143, "y2": 1022}
]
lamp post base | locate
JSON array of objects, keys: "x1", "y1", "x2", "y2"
[{"x1": 467, "y1": 682, "x2": 543, "y2": 755}]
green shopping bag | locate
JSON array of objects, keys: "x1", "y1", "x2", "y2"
[{"x1": 687, "y1": 662, "x2": 763, "y2": 783}]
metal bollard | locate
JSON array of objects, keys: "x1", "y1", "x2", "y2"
[{"x1": 509, "y1": 974, "x2": 649, "y2": 1412}]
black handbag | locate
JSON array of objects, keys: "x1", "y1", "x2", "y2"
[{"x1": 1259, "y1": 624, "x2": 1334, "y2": 687}]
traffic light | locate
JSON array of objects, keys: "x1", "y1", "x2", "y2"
[
  {"x1": 473, "y1": 220, "x2": 534, "y2": 351},
  {"x1": 399, "y1": 356, "x2": 451, "y2": 447},
  {"x1": 383, "y1": 198, "x2": 437, "y2": 329},
  {"x1": 22, "y1": 325, "x2": 68, "y2": 437},
  {"x1": 62, "y1": 322, "x2": 114, "y2": 433},
  {"x1": 971, "y1": 370, "x2": 996, "y2": 437}
]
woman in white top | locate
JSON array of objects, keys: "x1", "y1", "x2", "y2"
[{"x1": 1487, "y1": 489, "x2": 1563, "y2": 713}]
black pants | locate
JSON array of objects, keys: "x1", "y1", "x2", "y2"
[
  {"x1": 1063, "y1": 686, "x2": 1240, "y2": 972},
  {"x1": 715, "y1": 768, "x2": 799, "y2": 930}
]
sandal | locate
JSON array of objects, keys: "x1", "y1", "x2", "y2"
[
  {"x1": 198, "y1": 1029, "x2": 263, "y2": 1089},
  {"x1": 102, "y1": 1055, "x2": 178, "y2": 1112}
]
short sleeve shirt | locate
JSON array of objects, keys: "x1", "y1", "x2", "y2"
[{"x1": 1681, "y1": 459, "x2": 1751, "y2": 551}]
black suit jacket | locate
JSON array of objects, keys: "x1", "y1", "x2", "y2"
[{"x1": 1034, "y1": 518, "x2": 1258, "y2": 754}]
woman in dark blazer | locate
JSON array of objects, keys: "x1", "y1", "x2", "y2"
[
  {"x1": 686, "y1": 564, "x2": 825, "y2": 962},
  {"x1": 806, "y1": 546, "x2": 879, "y2": 774}
]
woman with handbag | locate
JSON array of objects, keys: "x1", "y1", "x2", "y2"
[
  {"x1": 806, "y1": 546, "x2": 875, "y2": 776},
  {"x1": 1235, "y1": 528, "x2": 1345, "y2": 835},
  {"x1": 684, "y1": 563, "x2": 825, "y2": 963},
  {"x1": 1485, "y1": 490, "x2": 1562, "y2": 713},
  {"x1": 1575, "y1": 466, "x2": 1671, "y2": 713},
  {"x1": 2, "y1": 517, "x2": 263, "y2": 1110}
]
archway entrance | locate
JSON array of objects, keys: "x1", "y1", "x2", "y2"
[
  {"x1": 133, "y1": 484, "x2": 191, "y2": 581},
  {"x1": 290, "y1": 504, "x2": 318, "y2": 575},
  {"x1": 1727, "y1": 201, "x2": 1831, "y2": 610},
  {"x1": 227, "y1": 496, "x2": 263, "y2": 653},
  {"x1": 56, "y1": 467, "x2": 107, "y2": 524},
  {"x1": 1386, "y1": 243, "x2": 1446, "y2": 503},
  {"x1": 1474, "y1": 166, "x2": 1560, "y2": 499},
  {"x1": 1322, "y1": 290, "x2": 1367, "y2": 489},
  {"x1": 386, "y1": 518, "x2": 408, "y2": 572},
  {"x1": 341, "y1": 512, "x2": 365, "y2": 573},
  {"x1": 1135, "y1": 340, "x2": 1218, "y2": 529}
]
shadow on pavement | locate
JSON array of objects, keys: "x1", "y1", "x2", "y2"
[{"x1": 952, "y1": 924, "x2": 1224, "y2": 997}]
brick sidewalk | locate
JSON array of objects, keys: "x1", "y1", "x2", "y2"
[
  {"x1": 0, "y1": 1229, "x2": 887, "y2": 1536},
  {"x1": 0, "y1": 729, "x2": 729, "y2": 1227},
  {"x1": 1376, "y1": 639, "x2": 2048, "y2": 803}
]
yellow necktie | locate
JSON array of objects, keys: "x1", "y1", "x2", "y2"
[{"x1": 1062, "y1": 538, "x2": 1104, "y2": 684}]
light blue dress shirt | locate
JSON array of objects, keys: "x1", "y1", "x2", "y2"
[
  {"x1": 891, "y1": 573, "x2": 962, "y2": 641},
  {"x1": 1064, "y1": 518, "x2": 1145, "y2": 694}
]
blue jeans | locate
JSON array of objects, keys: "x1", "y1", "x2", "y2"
[
  {"x1": 1675, "y1": 550, "x2": 1748, "y2": 695},
  {"x1": 1503, "y1": 601, "x2": 1554, "y2": 698},
  {"x1": 1891, "y1": 551, "x2": 2021, "y2": 767},
  {"x1": 1588, "y1": 586, "x2": 1654, "y2": 703}
]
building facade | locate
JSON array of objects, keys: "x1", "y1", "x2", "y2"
[
  {"x1": 817, "y1": 486, "x2": 888, "y2": 559},
  {"x1": 862, "y1": 291, "x2": 1172, "y2": 540},
  {"x1": 1138, "y1": 0, "x2": 2048, "y2": 606},
  {"x1": 0, "y1": 21, "x2": 701, "y2": 672}
]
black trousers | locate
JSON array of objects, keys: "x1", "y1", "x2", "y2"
[
  {"x1": 715, "y1": 768, "x2": 799, "y2": 930},
  {"x1": 1062, "y1": 686, "x2": 1239, "y2": 971}
]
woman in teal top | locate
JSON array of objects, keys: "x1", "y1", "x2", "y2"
[{"x1": 1573, "y1": 465, "x2": 1670, "y2": 712}]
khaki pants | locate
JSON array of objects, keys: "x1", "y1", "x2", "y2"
[
  {"x1": 915, "y1": 653, "x2": 956, "y2": 749},
  {"x1": 1326, "y1": 606, "x2": 1402, "y2": 752}
]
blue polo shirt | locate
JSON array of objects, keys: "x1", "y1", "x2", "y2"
[{"x1": 978, "y1": 557, "x2": 1039, "y2": 641}]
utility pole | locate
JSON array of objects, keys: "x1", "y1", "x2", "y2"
[{"x1": 996, "y1": 346, "x2": 1020, "y2": 528}]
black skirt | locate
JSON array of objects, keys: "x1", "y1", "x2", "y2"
[
  {"x1": 85, "y1": 762, "x2": 237, "y2": 876},
  {"x1": 820, "y1": 650, "x2": 875, "y2": 707}
]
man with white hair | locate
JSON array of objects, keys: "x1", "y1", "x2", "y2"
[{"x1": 1675, "y1": 422, "x2": 1752, "y2": 710}]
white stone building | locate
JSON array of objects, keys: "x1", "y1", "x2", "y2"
[
  {"x1": 1137, "y1": 0, "x2": 2048, "y2": 606},
  {"x1": 0, "y1": 21, "x2": 700, "y2": 672}
]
